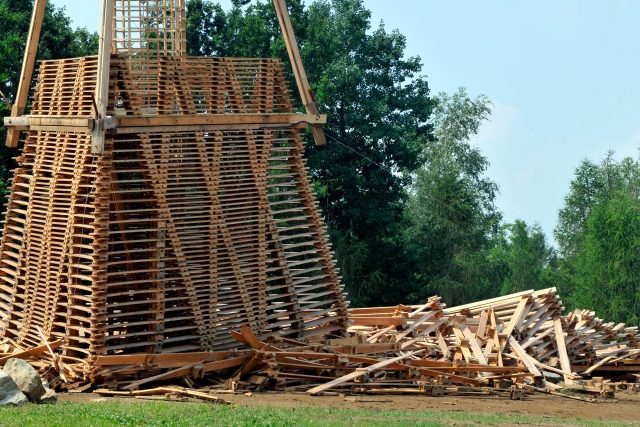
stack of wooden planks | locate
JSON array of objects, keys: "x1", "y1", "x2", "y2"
[
  {"x1": 0, "y1": 0, "x2": 348, "y2": 370},
  {"x1": 2, "y1": 289, "x2": 637, "y2": 402}
]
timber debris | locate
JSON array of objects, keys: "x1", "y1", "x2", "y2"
[{"x1": 1, "y1": 288, "x2": 637, "y2": 402}]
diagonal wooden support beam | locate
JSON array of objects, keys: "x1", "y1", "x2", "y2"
[
  {"x1": 5, "y1": 0, "x2": 47, "y2": 148},
  {"x1": 91, "y1": 0, "x2": 114, "y2": 154},
  {"x1": 553, "y1": 316, "x2": 574, "y2": 380},
  {"x1": 273, "y1": 0, "x2": 327, "y2": 146}
]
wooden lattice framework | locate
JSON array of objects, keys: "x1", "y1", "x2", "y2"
[{"x1": 0, "y1": 0, "x2": 347, "y2": 367}]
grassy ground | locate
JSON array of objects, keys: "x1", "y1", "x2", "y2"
[{"x1": 0, "y1": 401, "x2": 633, "y2": 427}]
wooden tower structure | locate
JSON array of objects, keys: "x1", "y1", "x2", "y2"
[{"x1": 0, "y1": 0, "x2": 347, "y2": 374}]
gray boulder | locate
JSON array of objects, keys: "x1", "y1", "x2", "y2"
[
  {"x1": 0, "y1": 371, "x2": 28, "y2": 406},
  {"x1": 39, "y1": 387, "x2": 57, "y2": 404},
  {"x1": 3, "y1": 358, "x2": 46, "y2": 402}
]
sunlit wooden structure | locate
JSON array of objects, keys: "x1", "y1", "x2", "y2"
[{"x1": 0, "y1": 0, "x2": 347, "y2": 371}]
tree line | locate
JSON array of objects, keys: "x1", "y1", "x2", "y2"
[{"x1": 0, "y1": 0, "x2": 637, "y2": 325}]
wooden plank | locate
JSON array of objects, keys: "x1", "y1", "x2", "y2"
[
  {"x1": 93, "y1": 351, "x2": 242, "y2": 367},
  {"x1": 553, "y1": 316, "x2": 573, "y2": 378},
  {"x1": 273, "y1": 0, "x2": 326, "y2": 146},
  {"x1": 4, "y1": 116, "x2": 95, "y2": 129},
  {"x1": 0, "y1": 340, "x2": 63, "y2": 365},
  {"x1": 123, "y1": 361, "x2": 207, "y2": 391},
  {"x1": 463, "y1": 327, "x2": 488, "y2": 365},
  {"x1": 91, "y1": 0, "x2": 113, "y2": 153},
  {"x1": 307, "y1": 350, "x2": 425, "y2": 395},
  {"x1": 508, "y1": 337, "x2": 542, "y2": 377},
  {"x1": 503, "y1": 297, "x2": 531, "y2": 338},
  {"x1": 116, "y1": 113, "x2": 326, "y2": 128},
  {"x1": 394, "y1": 311, "x2": 436, "y2": 342},
  {"x1": 6, "y1": 0, "x2": 47, "y2": 147}
]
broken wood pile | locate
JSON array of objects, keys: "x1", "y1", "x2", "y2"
[
  {"x1": 564, "y1": 309, "x2": 640, "y2": 376},
  {"x1": 3, "y1": 288, "x2": 637, "y2": 403}
]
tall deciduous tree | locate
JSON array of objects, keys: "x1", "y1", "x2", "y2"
[
  {"x1": 499, "y1": 220, "x2": 556, "y2": 295},
  {"x1": 555, "y1": 153, "x2": 640, "y2": 323},
  {"x1": 0, "y1": 0, "x2": 98, "y2": 194},
  {"x1": 555, "y1": 153, "x2": 640, "y2": 258},
  {"x1": 403, "y1": 88, "x2": 501, "y2": 306},
  {"x1": 555, "y1": 152, "x2": 640, "y2": 308},
  {"x1": 573, "y1": 192, "x2": 640, "y2": 324}
]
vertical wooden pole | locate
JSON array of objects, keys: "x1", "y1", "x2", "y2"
[
  {"x1": 5, "y1": 0, "x2": 47, "y2": 148},
  {"x1": 92, "y1": 0, "x2": 115, "y2": 154},
  {"x1": 273, "y1": 0, "x2": 326, "y2": 146}
]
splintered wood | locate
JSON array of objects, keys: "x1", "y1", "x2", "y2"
[
  {"x1": 27, "y1": 289, "x2": 635, "y2": 399},
  {"x1": 0, "y1": 1, "x2": 347, "y2": 382}
]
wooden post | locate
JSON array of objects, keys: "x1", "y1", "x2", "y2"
[
  {"x1": 273, "y1": 0, "x2": 326, "y2": 146},
  {"x1": 92, "y1": 0, "x2": 114, "y2": 154},
  {"x1": 5, "y1": 0, "x2": 47, "y2": 148}
]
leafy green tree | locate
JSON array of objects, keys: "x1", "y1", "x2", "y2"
[
  {"x1": 555, "y1": 153, "x2": 640, "y2": 322},
  {"x1": 499, "y1": 220, "x2": 556, "y2": 295},
  {"x1": 572, "y1": 192, "x2": 640, "y2": 324},
  {"x1": 0, "y1": 0, "x2": 98, "y2": 194},
  {"x1": 403, "y1": 88, "x2": 501, "y2": 305},
  {"x1": 555, "y1": 153, "x2": 640, "y2": 258}
]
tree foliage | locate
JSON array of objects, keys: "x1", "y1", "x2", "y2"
[
  {"x1": 572, "y1": 192, "x2": 640, "y2": 324},
  {"x1": 402, "y1": 88, "x2": 501, "y2": 305},
  {"x1": 497, "y1": 220, "x2": 556, "y2": 295},
  {"x1": 555, "y1": 154, "x2": 640, "y2": 323},
  {"x1": 0, "y1": 0, "x2": 98, "y2": 193}
]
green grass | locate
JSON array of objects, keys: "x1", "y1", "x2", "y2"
[{"x1": 0, "y1": 401, "x2": 632, "y2": 427}]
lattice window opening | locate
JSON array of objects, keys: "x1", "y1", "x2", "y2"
[{"x1": 113, "y1": 0, "x2": 186, "y2": 57}]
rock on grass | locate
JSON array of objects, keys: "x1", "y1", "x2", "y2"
[
  {"x1": 3, "y1": 358, "x2": 46, "y2": 402},
  {"x1": 0, "y1": 371, "x2": 28, "y2": 406}
]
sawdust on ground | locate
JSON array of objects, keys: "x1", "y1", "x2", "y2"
[{"x1": 60, "y1": 391, "x2": 640, "y2": 423}]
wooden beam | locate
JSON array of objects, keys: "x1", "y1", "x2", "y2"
[
  {"x1": 553, "y1": 316, "x2": 573, "y2": 379},
  {"x1": 116, "y1": 113, "x2": 326, "y2": 127},
  {"x1": 5, "y1": 0, "x2": 47, "y2": 147},
  {"x1": 307, "y1": 349, "x2": 425, "y2": 395},
  {"x1": 4, "y1": 116, "x2": 95, "y2": 129},
  {"x1": 0, "y1": 340, "x2": 63, "y2": 365},
  {"x1": 4, "y1": 114, "x2": 326, "y2": 134},
  {"x1": 91, "y1": 0, "x2": 114, "y2": 154},
  {"x1": 273, "y1": 0, "x2": 327, "y2": 146},
  {"x1": 94, "y1": 351, "x2": 243, "y2": 368},
  {"x1": 503, "y1": 297, "x2": 531, "y2": 337},
  {"x1": 508, "y1": 337, "x2": 542, "y2": 377}
]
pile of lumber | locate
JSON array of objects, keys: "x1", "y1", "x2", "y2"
[{"x1": 1, "y1": 289, "x2": 638, "y2": 401}]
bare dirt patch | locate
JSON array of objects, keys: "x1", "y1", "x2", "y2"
[{"x1": 59, "y1": 391, "x2": 640, "y2": 423}]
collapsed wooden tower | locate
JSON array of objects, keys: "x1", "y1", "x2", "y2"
[{"x1": 0, "y1": 0, "x2": 347, "y2": 367}]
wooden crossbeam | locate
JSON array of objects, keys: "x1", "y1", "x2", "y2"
[{"x1": 4, "y1": 113, "x2": 327, "y2": 133}]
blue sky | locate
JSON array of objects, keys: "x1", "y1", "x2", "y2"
[{"x1": 52, "y1": 0, "x2": 640, "y2": 242}]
